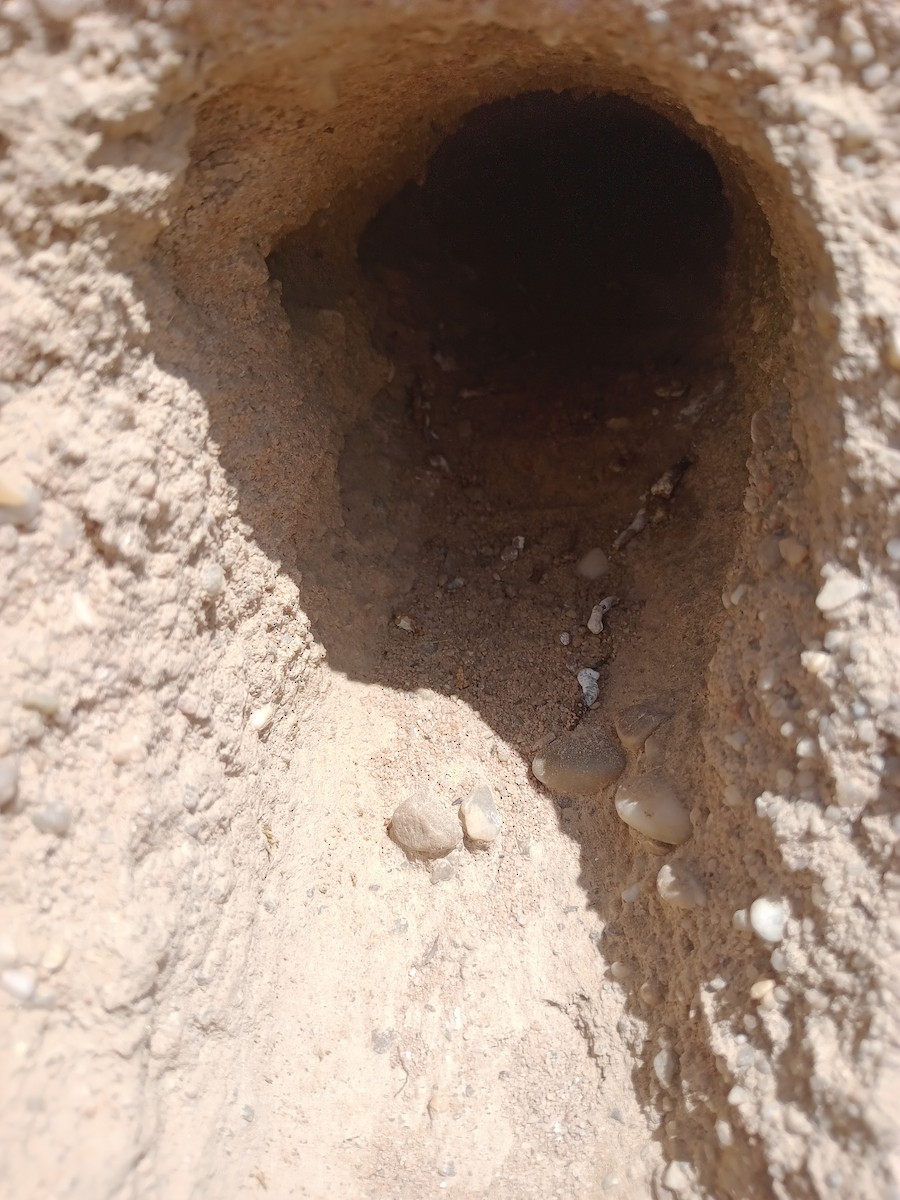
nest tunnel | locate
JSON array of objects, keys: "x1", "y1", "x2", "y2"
[
  {"x1": 265, "y1": 87, "x2": 784, "y2": 753},
  {"x1": 160, "y1": 70, "x2": 811, "y2": 1199}
]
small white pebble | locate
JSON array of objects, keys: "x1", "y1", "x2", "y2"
[
  {"x1": 862, "y1": 61, "x2": 890, "y2": 88},
  {"x1": 21, "y1": 688, "x2": 60, "y2": 718},
  {"x1": 559, "y1": 631, "x2": 571, "y2": 646},
  {"x1": 460, "y1": 785, "x2": 501, "y2": 843},
  {"x1": 587, "y1": 596, "x2": 618, "y2": 635},
  {"x1": 727, "y1": 1085, "x2": 749, "y2": 1106},
  {"x1": 886, "y1": 537, "x2": 900, "y2": 563},
  {"x1": 757, "y1": 663, "x2": 779, "y2": 693},
  {"x1": 41, "y1": 941, "x2": 70, "y2": 973},
  {"x1": 31, "y1": 802, "x2": 72, "y2": 837},
  {"x1": 729, "y1": 584, "x2": 747, "y2": 606},
  {"x1": 801, "y1": 650, "x2": 831, "y2": 678},
  {"x1": 609, "y1": 961, "x2": 632, "y2": 982},
  {"x1": 0, "y1": 476, "x2": 41, "y2": 528},
  {"x1": 621, "y1": 883, "x2": 641, "y2": 903},
  {"x1": 653, "y1": 1046, "x2": 677, "y2": 1088},
  {"x1": 1, "y1": 967, "x2": 37, "y2": 1002},
  {"x1": 796, "y1": 737, "x2": 818, "y2": 760},
  {"x1": 249, "y1": 704, "x2": 274, "y2": 731},
  {"x1": 134, "y1": 470, "x2": 157, "y2": 497},
  {"x1": 200, "y1": 562, "x2": 226, "y2": 598},
  {"x1": 750, "y1": 978, "x2": 776, "y2": 1001},
  {"x1": 750, "y1": 897, "x2": 788, "y2": 943},
  {"x1": 662, "y1": 1161, "x2": 692, "y2": 1193},
  {"x1": 71, "y1": 592, "x2": 98, "y2": 629},
  {"x1": 732, "y1": 908, "x2": 750, "y2": 932},
  {"x1": 715, "y1": 1119, "x2": 733, "y2": 1147}
]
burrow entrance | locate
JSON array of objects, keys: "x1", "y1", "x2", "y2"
[
  {"x1": 268, "y1": 89, "x2": 778, "y2": 766},
  {"x1": 222, "y1": 85, "x2": 793, "y2": 1195}
]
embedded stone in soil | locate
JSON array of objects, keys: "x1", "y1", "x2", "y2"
[
  {"x1": 614, "y1": 770, "x2": 692, "y2": 845},
  {"x1": 532, "y1": 726, "x2": 626, "y2": 795}
]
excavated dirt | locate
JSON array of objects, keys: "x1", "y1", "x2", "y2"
[{"x1": 1, "y1": 3, "x2": 900, "y2": 1199}]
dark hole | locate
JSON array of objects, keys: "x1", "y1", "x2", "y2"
[
  {"x1": 358, "y1": 90, "x2": 732, "y2": 376},
  {"x1": 266, "y1": 88, "x2": 751, "y2": 757}
]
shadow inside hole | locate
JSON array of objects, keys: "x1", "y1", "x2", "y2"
[
  {"x1": 357, "y1": 90, "x2": 732, "y2": 375},
  {"x1": 265, "y1": 89, "x2": 780, "y2": 1191},
  {"x1": 268, "y1": 90, "x2": 745, "y2": 725}
]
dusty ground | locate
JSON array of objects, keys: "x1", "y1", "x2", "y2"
[{"x1": 1, "y1": 2, "x2": 899, "y2": 1199}]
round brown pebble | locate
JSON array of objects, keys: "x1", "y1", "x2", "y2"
[
  {"x1": 532, "y1": 727, "x2": 625, "y2": 795},
  {"x1": 389, "y1": 789, "x2": 462, "y2": 858}
]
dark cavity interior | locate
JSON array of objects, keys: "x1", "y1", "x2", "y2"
[
  {"x1": 358, "y1": 90, "x2": 732, "y2": 376},
  {"x1": 268, "y1": 90, "x2": 754, "y2": 768}
]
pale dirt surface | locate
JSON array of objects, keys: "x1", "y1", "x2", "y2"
[{"x1": 1, "y1": 2, "x2": 900, "y2": 1199}]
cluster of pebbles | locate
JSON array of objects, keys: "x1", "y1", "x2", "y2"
[
  {"x1": 533, "y1": 700, "x2": 687, "y2": 845},
  {"x1": 386, "y1": 697, "x2": 686, "y2": 876},
  {"x1": 387, "y1": 547, "x2": 692, "y2": 874},
  {"x1": 389, "y1": 780, "x2": 502, "y2": 870}
]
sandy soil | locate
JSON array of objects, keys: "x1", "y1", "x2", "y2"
[{"x1": 1, "y1": 3, "x2": 899, "y2": 1199}]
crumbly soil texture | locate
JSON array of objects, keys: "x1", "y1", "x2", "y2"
[{"x1": 1, "y1": 5, "x2": 899, "y2": 1200}]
